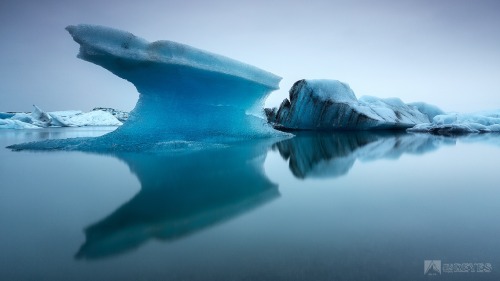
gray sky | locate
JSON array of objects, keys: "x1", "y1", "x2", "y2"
[{"x1": 1, "y1": 0, "x2": 499, "y2": 112}]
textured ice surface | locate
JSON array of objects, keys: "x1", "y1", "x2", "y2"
[
  {"x1": 2, "y1": 105, "x2": 121, "y2": 129},
  {"x1": 50, "y1": 110, "x2": 122, "y2": 127},
  {"x1": 407, "y1": 102, "x2": 445, "y2": 121},
  {"x1": 11, "y1": 105, "x2": 52, "y2": 127},
  {"x1": 48, "y1": 110, "x2": 83, "y2": 127},
  {"x1": 9, "y1": 24, "x2": 284, "y2": 151},
  {"x1": 266, "y1": 79, "x2": 436, "y2": 130},
  {"x1": 408, "y1": 110, "x2": 500, "y2": 134},
  {"x1": 91, "y1": 107, "x2": 129, "y2": 122},
  {"x1": 0, "y1": 112, "x2": 15, "y2": 119},
  {"x1": 0, "y1": 119, "x2": 39, "y2": 129}
]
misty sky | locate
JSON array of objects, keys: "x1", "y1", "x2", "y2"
[{"x1": 1, "y1": 0, "x2": 499, "y2": 113}]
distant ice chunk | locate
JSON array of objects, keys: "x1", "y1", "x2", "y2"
[
  {"x1": 49, "y1": 110, "x2": 122, "y2": 127},
  {"x1": 0, "y1": 119, "x2": 39, "y2": 129},
  {"x1": 407, "y1": 102, "x2": 445, "y2": 121},
  {"x1": 63, "y1": 110, "x2": 122, "y2": 126},
  {"x1": 0, "y1": 112, "x2": 15, "y2": 119},
  {"x1": 91, "y1": 107, "x2": 129, "y2": 122},
  {"x1": 49, "y1": 110, "x2": 83, "y2": 127},
  {"x1": 31, "y1": 105, "x2": 52, "y2": 125},
  {"x1": 408, "y1": 110, "x2": 500, "y2": 134},
  {"x1": 10, "y1": 113, "x2": 32, "y2": 124},
  {"x1": 1, "y1": 105, "x2": 122, "y2": 130},
  {"x1": 266, "y1": 79, "x2": 436, "y2": 130},
  {"x1": 11, "y1": 105, "x2": 52, "y2": 127}
]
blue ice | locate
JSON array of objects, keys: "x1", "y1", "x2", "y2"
[{"x1": 9, "y1": 24, "x2": 286, "y2": 152}]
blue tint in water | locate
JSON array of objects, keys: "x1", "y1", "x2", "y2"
[
  {"x1": 75, "y1": 139, "x2": 279, "y2": 260},
  {"x1": 1, "y1": 128, "x2": 500, "y2": 280}
]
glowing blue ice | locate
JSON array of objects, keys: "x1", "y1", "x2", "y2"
[
  {"x1": 67, "y1": 24, "x2": 282, "y2": 140},
  {"x1": 9, "y1": 24, "x2": 284, "y2": 151}
]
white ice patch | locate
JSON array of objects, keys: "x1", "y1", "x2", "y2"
[
  {"x1": 305, "y1": 80, "x2": 357, "y2": 103},
  {"x1": 0, "y1": 119, "x2": 39, "y2": 129},
  {"x1": 62, "y1": 110, "x2": 122, "y2": 127},
  {"x1": 1, "y1": 106, "x2": 121, "y2": 129},
  {"x1": 408, "y1": 110, "x2": 500, "y2": 134}
]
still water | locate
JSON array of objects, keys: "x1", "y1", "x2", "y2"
[{"x1": 0, "y1": 128, "x2": 499, "y2": 281}]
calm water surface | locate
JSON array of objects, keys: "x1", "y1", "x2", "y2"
[{"x1": 0, "y1": 128, "x2": 499, "y2": 281}]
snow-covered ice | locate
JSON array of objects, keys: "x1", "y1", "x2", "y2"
[
  {"x1": 408, "y1": 110, "x2": 500, "y2": 134},
  {"x1": 406, "y1": 102, "x2": 445, "y2": 121},
  {"x1": 11, "y1": 105, "x2": 52, "y2": 127},
  {"x1": 91, "y1": 107, "x2": 129, "y2": 122},
  {"x1": 0, "y1": 119, "x2": 40, "y2": 129},
  {"x1": 50, "y1": 110, "x2": 122, "y2": 127},
  {"x1": 266, "y1": 79, "x2": 437, "y2": 130},
  {"x1": 1, "y1": 105, "x2": 122, "y2": 129},
  {"x1": 265, "y1": 79, "x2": 499, "y2": 135}
]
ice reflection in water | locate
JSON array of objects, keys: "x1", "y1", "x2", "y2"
[
  {"x1": 75, "y1": 131, "x2": 471, "y2": 259},
  {"x1": 75, "y1": 139, "x2": 280, "y2": 259},
  {"x1": 272, "y1": 132, "x2": 455, "y2": 179}
]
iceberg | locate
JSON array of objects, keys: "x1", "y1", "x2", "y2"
[
  {"x1": 0, "y1": 119, "x2": 40, "y2": 129},
  {"x1": 91, "y1": 107, "x2": 129, "y2": 122},
  {"x1": 50, "y1": 110, "x2": 122, "y2": 127},
  {"x1": 9, "y1": 24, "x2": 284, "y2": 151},
  {"x1": 48, "y1": 110, "x2": 84, "y2": 127},
  {"x1": 2, "y1": 105, "x2": 122, "y2": 129},
  {"x1": 0, "y1": 112, "x2": 15, "y2": 119},
  {"x1": 11, "y1": 105, "x2": 52, "y2": 127},
  {"x1": 266, "y1": 79, "x2": 439, "y2": 131},
  {"x1": 408, "y1": 110, "x2": 500, "y2": 134}
]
